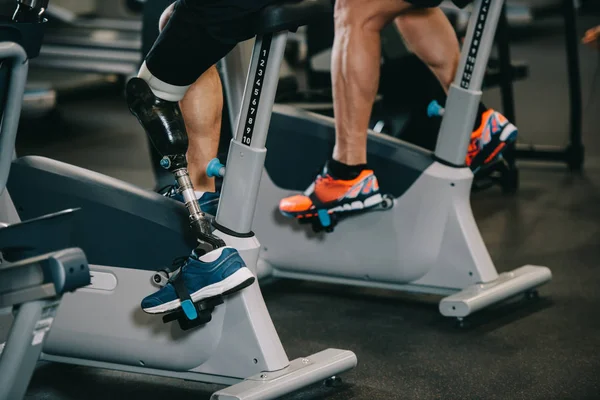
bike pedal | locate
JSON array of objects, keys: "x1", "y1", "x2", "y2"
[
  {"x1": 298, "y1": 195, "x2": 395, "y2": 233},
  {"x1": 297, "y1": 212, "x2": 339, "y2": 233},
  {"x1": 311, "y1": 213, "x2": 338, "y2": 233},
  {"x1": 162, "y1": 295, "x2": 225, "y2": 331}
]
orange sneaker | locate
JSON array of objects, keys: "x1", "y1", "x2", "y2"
[
  {"x1": 279, "y1": 167, "x2": 389, "y2": 225},
  {"x1": 467, "y1": 109, "x2": 518, "y2": 172}
]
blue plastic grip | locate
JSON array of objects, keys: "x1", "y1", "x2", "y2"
[
  {"x1": 181, "y1": 300, "x2": 198, "y2": 320},
  {"x1": 317, "y1": 209, "x2": 331, "y2": 227},
  {"x1": 206, "y1": 158, "x2": 225, "y2": 178},
  {"x1": 427, "y1": 100, "x2": 445, "y2": 118}
]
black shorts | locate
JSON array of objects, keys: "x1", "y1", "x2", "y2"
[
  {"x1": 146, "y1": 0, "x2": 473, "y2": 86},
  {"x1": 145, "y1": 0, "x2": 276, "y2": 86}
]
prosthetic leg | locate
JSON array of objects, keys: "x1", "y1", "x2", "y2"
[
  {"x1": 126, "y1": 73, "x2": 256, "y2": 328},
  {"x1": 126, "y1": 75, "x2": 225, "y2": 254}
]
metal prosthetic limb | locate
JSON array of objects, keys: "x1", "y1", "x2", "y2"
[
  {"x1": 162, "y1": 155, "x2": 225, "y2": 254},
  {"x1": 126, "y1": 77, "x2": 225, "y2": 254}
]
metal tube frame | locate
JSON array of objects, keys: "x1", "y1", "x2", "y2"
[
  {"x1": 215, "y1": 32, "x2": 288, "y2": 234},
  {"x1": 0, "y1": 42, "x2": 28, "y2": 195},
  {"x1": 0, "y1": 299, "x2": 57, "y2": 400},
  {"x1": 232, "y1": 33, "x2": 288, "y2": 150},
  {"x1": 219, "y1": 39, "x2": 254, "y2": 138},
  {"x1": 434, "y1": 0, "x2": 505, "y2": 165}
]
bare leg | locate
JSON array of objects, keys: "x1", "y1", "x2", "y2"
[
  {"x1": 394, "y1": 8, "x2": 460, "y2": 92},
  {"x1": 331, "y1": 0, "x2": 413, "y2": 165},
  {"x1": 180, "y1": 67, "x2": 223, "y2": 192},
  {"x1": 159, "y1": 3, "x2": 222, "y2": 193}
]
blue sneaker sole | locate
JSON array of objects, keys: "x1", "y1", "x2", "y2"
[{"x1": 143, "y1": 268, "x2": 255, "y2": 314}]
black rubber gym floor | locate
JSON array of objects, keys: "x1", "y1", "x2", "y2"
[{"x1": 5, "y1": 15, "x2": 600, "y2": 400}]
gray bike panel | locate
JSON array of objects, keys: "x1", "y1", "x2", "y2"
[
  {"x1": 0, "y1": 299, "x2": 59, "y2": 400},
  {"x1": 7, "y1": 156, "x2": 195, "y2": 271},
  {"x1": 264, "y1": 104, "x2": 434, "y2": 197}
]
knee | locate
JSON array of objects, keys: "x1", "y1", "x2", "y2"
[
  {"x1": 334, "y1": 0, "x2": 387, "y2": 33},
  {"x1": 159, "y1": 2, "x2": 176, "y2": 32}
]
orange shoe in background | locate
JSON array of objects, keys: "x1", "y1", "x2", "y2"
[{"x1": 467, "y1": 109, "x2": 518, "y2": 173}]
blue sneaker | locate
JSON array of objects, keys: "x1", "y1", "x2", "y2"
[
  {"x1": 141, "y1": 247, "x2": 255, "y2": 314},
  {"x1": 159, "y1": 183, "x2": 220, "y2": 216}
]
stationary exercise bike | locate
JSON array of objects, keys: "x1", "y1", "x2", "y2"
[
  {"x1": 0, "y1": 3, "x2": 91, "y2": 398},
  {"x1": 214, "y1": 0, "x2": 552, "y2": 322},
  {"x1": 5, "y1": 0, "x2": 357, "y2": 398}
]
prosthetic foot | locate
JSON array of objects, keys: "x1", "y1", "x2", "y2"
[
  {"x1": 126, "y1": 77, "x2": 255, "y2": 327},
  {"x1": 143, "y1": 246, "x2": 255, "y2": 331}
]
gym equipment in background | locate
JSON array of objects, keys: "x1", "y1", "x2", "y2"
[
  {"x1": 503, "y1": 0, "x2": 584, "y2": 171},
  {"x1": 31, "y1": 0, "x2": 143, "y2": 76}
]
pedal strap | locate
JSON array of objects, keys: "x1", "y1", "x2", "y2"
[
  {"x1": 306, "y1": 191, "x2": 336, "y2": 227},
  {"x1": 169, "y1": 266, "x2": 198, "y2": 321},
  {"x1": 307, "y1": 191, "x2": 327, "y2": 209}
]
